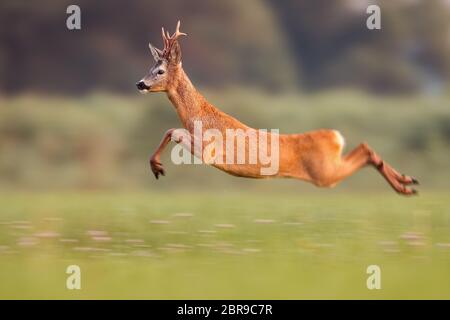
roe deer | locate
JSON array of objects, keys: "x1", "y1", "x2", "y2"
[{"x1": 136, "y1": 21, "x2": 419, "y2": 195}]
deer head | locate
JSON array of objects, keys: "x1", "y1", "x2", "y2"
[{"x1": 136, "y1": 20, "x2": 187, "y2": 93}]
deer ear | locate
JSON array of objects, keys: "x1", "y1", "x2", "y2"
[
  {"x1": 148, "y1": 43, "x2": 162, "y2": 61},
  {"x1": 169, "y1": 41, "x2": 182, "y2": 65}
]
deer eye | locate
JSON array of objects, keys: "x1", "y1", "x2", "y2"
[{"x1": 157, "y1": 69, "x2": 165, "y2": 75}]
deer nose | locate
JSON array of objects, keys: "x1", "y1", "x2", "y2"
[{"x1": 136, "y1": 81, "x2": 150, "y2": 90}]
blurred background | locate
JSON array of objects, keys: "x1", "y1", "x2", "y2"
[
  {"x1": 1, "y1": 0, "x2": 450, "y2": 299},
  {"x1": 0, "y1": 0, "x2": 449, "y2": 191}
]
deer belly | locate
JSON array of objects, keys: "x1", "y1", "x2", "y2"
[{"x1": 212, "y1": 163, "x2": 271, "y2": 179}]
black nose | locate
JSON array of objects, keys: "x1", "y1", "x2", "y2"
[{"x1": 136, "y1": 81, "x2": 149, "y2": 90}]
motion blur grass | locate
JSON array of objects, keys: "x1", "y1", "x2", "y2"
[{"x1": 0, "y1": 192, "x2": 449, "y2": 299}]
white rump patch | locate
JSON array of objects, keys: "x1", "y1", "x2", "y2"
[{"x1": 333, "y1": 130, "x2": 345, "y2": 149}]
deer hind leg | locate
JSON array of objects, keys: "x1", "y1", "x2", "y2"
[{"x1": 331, "y1": 143, "x2": 419, "y2": 195}]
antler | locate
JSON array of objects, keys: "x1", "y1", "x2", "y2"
[{"x1": 161, "y1": 20, "x2": 187, "y2": 58}]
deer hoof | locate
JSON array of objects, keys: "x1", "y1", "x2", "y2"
[
  {"x1": 150, "y1": 159, "x2": 165, "y2": 180},
  {"x1": 403, "y1": 187, "x2": 419, "y2": 196},
  {"x1": 396, "y1": 184, "x2": 419, "y2": 196},
  {"x1": 400, "y1": 173, "x2": 419, "y2": 185}
]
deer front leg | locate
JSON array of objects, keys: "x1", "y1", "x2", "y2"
[
  {"x1": 149, "y1": 128, "x2": 193, "y2": 179},
  {"x1": 150, "y1": 129, "x2": 176, "y2": 179}
]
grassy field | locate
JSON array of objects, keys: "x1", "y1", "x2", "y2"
[{"x1": 0, "y1": 191, "x2": 449, "y2": 299}]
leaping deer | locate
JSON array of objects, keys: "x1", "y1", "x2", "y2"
[{"x1": 136, "y1": 21, "x2": 419, "y2": 195}]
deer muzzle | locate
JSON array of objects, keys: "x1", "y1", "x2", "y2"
[{"x1": 136, "y1": 81, "x2": 150, "y2": 91}]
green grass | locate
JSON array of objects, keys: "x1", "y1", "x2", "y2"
[{"x1": 0, "y1": 192, "x2": 449, "y2": 299}]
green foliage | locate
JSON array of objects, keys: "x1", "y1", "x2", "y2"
[
  {"x1": 268, "y1": 0, "x2": 450, "y2": 93},
  {"x1": 1, "y1": 1, "x2": 450, "y2": 93},
  {"x1": 0, "y1": 91, "x2": 449, "y2": 190},
  {"x1": 0, "y1": 0, "x2": 297, "y2": 93}
]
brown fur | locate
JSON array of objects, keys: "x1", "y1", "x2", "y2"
[{"x1": 143, "y1": 22, "x2": 419, "y2": 195}]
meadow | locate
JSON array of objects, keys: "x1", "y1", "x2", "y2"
[
  {"x1": 2, "y1": 0, "x2": 450, "y2": 301},
  {"x1": 0, "y1": 191, "x2": 449, "y2": 299},
  {"x1": 1, "y1": 91, "x2": 449, "y2": 299}
]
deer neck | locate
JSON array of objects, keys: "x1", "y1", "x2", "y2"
[{"x1": 166, "y1": 67, "x2": 205, "y2": 130}]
